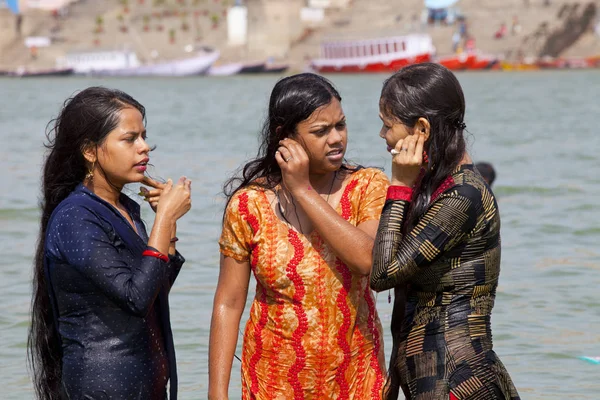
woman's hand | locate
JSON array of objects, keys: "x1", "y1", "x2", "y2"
[
  {"x1": 275, "y1": 138, "x2": 311, "y2": 196},
  {"x1": 391, "y1": 132, "x2": 425, "y2": 188},
  {"x1": 140, "y1": 176, "x2": 166, "y2": 213},
  {"x1": 155, "y1": 176, "x2": 192, "y2": 222}
]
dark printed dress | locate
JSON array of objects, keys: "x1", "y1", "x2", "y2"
[
  {"x1": 370, "y1": 165, "x2": 520, "y2": 400},
  {"x1": 44, "y1": 184, "x2": 183, "y2": 400}
]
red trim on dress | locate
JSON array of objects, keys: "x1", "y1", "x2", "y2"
[
  {"x1": 238, "y1": 193, "x2": 266, "y2": 394},
  {"x1": 431, "y1": 176, "x2": 456, "y2": 203},
  {"x1": 285, "y1": 230, "x2": 308, "y2": 399},
  {"x1": 334, "y1": 259, "x2": 352, "y2": 399},
  {"x1": 334, "y1": 179, "x2": 358, "y2": 399},
  {"x1": 387, "y1": 186, "x2": 413, "y2": 201},
  {"x1": 450, "y1": 391, "x2": 459, "y2": 400}
]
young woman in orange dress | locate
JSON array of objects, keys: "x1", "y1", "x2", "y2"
[{"x1": 209, "y1": 73, "x2": 388, "y2": 399}]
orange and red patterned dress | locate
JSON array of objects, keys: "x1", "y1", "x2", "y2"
[{"x1": 219, "y1": 167, "x2": 389, "y2": 399}]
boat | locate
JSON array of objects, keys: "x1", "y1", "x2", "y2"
[
  {"x1": 310, "y1": 34, "x2": 435, "y2": 73},
  {"x1": 207, "y1": 63, "x2": 243, "y2": 76},
  {"x1": 57, "y1": 47, "x2": 219, "y2": 77},
  {"x1": 436, "y1": 52, "x2": 498, "y2": 71},
  {"x1": 537, "y1": 56, "x2": 596, "y2": 69},
  {"x1": 499, "y1": 61, "x2": 540, "y2": 71},
  {"x1": 238, "y1": 61, "x2": 267, "y2": 74},
  {"x1": 207, "y1": 60, "x2": 289, "y2": 76},
  {"x1": 8, "y1": 67, "x2": 74, "y2": 77},
  {"x1": 263, "y1": 63, "x2": 289, "y2": 74}
]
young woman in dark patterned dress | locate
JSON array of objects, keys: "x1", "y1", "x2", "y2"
[{"x1": 370, "y1": 63, "x2": 520, "y2": 400}]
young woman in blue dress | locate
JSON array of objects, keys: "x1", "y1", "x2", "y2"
[{"x1": 28, "y1": 87, "x2": 191, "y2": 400}]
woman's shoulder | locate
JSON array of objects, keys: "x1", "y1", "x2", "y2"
[
  {"x1": 225, "y1": 185, "x2": 268, "y2": 215},
  {"x1": 436, "y1": 164, "x2": 490, "y2": 203},
  {"x1": 346, "y1": 166, "x2": 389, "y2": 185}
]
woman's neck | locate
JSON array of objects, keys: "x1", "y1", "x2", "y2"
[
  {"x1": 84, "y1": 178, "x2": 122, "y2": 207},
  {"x1": 309, "y1": 170, "x2": 338, "y2": 194}
]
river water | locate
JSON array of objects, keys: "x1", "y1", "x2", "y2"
[{"x1": 1, "y1": 71, "x2": 599, "y2": 398}]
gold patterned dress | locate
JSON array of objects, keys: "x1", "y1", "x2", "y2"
[
  {"x1": 371, "y1": 165, "x2": 520, "y2": 400},
  {"x1": 219, "y1": 167, "x2": 388, "y2": 399}
]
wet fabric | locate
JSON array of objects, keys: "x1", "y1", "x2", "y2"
[
  {"x1": 219, "y1": 168, "x2": 389, "y2": 399},
  {"x1": 45, "y1": 184, "x2": 183, "y2": 400},
  {"x1": 371, "y1": 165, "x2": 520, "y2": 400}
]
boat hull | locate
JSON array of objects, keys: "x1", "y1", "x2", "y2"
[
  {"x1": 312, "y1": 53, "x2": 431, "y2": 73},
  {"x1": 90, "y1": 50, "x2": 219, "y2": 77}
]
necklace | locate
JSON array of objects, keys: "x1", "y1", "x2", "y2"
[{"x1": 277, "y1": 170, "x2": 338, "y2": 234}]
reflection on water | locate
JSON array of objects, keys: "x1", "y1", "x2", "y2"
[{"x1": 1, "y1": 71, "x2": 599, "y2": 398}]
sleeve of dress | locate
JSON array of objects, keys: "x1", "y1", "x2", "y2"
[
  {"x1": 370, "y1": 184, "x2": 480, "y2": 292},
  {"x1": 356, "y1": 169, "x2": 390, "y2": 225},
  {"x1": 218, "y1": 190, "x2": 255, "y2": 262},
  {"x1": 47, "y1": 205, "x2": 169, "y2": 317},
  {"x1": 167, "y1": 250, "x2": 185, "y2": 288}
]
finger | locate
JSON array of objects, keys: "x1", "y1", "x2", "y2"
[
  {"x1": 281, "y1": 139, "x2": 309, "y2": 163},
  {"x1": 275, "y1": 150, "x2": 288, "y2": 168},
  {"x1": 145, "y1": 189, "x2": 162, "y2": 197},
  {"x1": 185, "y1": 179, "x2": 192, "y2": 191},
  {"x1": 141, "y1": 175, "x2": 166, "y2": 189},
  {"x1": 414, "y1": 133, "x2": 426, "y2": 162},
  {"x1": 276, "y1": 147, "x2": 293, "y2": 163},
  {"x1": 393, "y1": 138, "x2": 405, "y2": 155},
  {"x1": 405, "y1": 135, "x2": 418, "y2": 157},
  {"x1": 163, "y1": 179, "x2": 173, "y2": 193},
  {"x1": 177, "y1": 176, "x2": 186, "y2": 186}
]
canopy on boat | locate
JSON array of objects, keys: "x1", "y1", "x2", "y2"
[{"x1": 424, "y1": 0, "x2": 459, "y2": 9}]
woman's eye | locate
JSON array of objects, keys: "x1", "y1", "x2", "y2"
[{"x1": 337, "y1": 122, "x2": 346, "y2": 129}]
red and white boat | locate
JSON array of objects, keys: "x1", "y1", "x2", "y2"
[
  {"x1": 436, "y1": 52, "x2": 499, "y2": 71},
  {"x1": 310, "y1": 34, "x2": 435, "y2": 73}
]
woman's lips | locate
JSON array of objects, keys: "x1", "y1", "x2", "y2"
[{"x1": 327, "y1": 149, "x2": 344, "y2": 161}]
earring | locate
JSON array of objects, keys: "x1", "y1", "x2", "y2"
[
  {"x1": 85, "y1": 162, "x2": 95, "y2": 181},
  {"x1": 422, "y1": 151, "x2": 429, "y2": 164}
]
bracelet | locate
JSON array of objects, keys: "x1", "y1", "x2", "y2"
[
  {"x1": 142, "y1": 249, "x2": 169, "y2": 262},
  {"x1": 170, "y1": 236, "x2": 179, "y2": 243},
  {"x1": 387, "y1": 186, "x2": 413, "y2": 201}
]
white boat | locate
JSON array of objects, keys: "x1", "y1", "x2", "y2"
[
  {"x1": 57, "y1": 47, "x2": 220, "y2": 77},
  {"x1": 207, "y1": 62, "x2": 243, "y2": 76},
  {"x1": 311, "y1": 34, "x2": 435, "y2": 73}
]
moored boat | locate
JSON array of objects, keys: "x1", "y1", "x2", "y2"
[
  {"x1": 310, "y1": 34, "x2": 435, "y2": 73},
  {"x1": 57, "y1": 47, "x2": 219, "y2": 77},
  {"x1": 8, "y1": 67, "x2": 74, "y2": 77},
  {"x1": 436, "y1": 52, "x2": 498, "y2": 71}
]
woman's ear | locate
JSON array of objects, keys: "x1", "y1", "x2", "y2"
[
  {"x1": 414, "y1": 117, "x2": 431, "y2": 141},
  {"x1": 81, "y1": 141, "x2": 97, "y2": 164}
]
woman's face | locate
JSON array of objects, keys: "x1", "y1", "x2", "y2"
[
  {"x1": 93, "y1": 107, "x2": 150, "y2": 187},
  {"x1": 379, "y1": 103, "x2": 412, "y2": 153},
  {"x1": 294, "y1": 97, "x2": 347, "y2": 174}
]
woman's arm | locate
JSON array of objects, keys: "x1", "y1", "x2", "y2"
[
  {"x1": 208, "y1": 255, "x2": 251, "y2": 400},
  {"x1": 370, "y1": 185, "x2": 479, "y2": 292},
  {"x1": 49, "y1": 205, "x2": 174, "y2": 317},
  {"x1": 292, "y1": 188, "x2": 380, "y2": 275}
]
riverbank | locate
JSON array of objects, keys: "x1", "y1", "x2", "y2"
[{"x1": 1, "y1": 0, "x2": 599, "y2": 72}]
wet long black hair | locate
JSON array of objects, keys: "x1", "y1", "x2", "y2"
[
  {"x1": 223, "y1": 73, "x2": 345, "y2": 202},
  {"x1": 379, "y1": 63, "x2": 467, "y2": 399},
  {"x1": 28, "y1": 87, "x2": 145, "y2": 400}
]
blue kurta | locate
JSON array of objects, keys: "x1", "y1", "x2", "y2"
[{"x1": 44, "y1": 184, "x2": 183, "y2": 400}]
